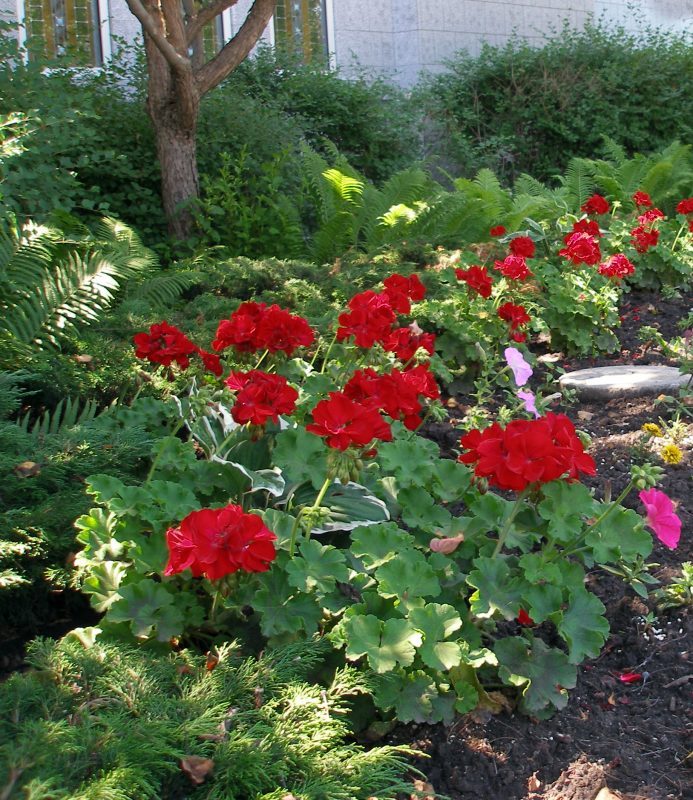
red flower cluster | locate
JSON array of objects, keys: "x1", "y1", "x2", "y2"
[
  {"x1": 571, "y1": 218, "x2": 602, "y2": 238},
  {"x1": 133, "y1": 322, "x2": 221, "y2": 375},
  {"x1": 675, "y1": 197, "x2": 693, "y2": 215},
  {"x1": 337, "y1": 275, "x2": 427, "y2": 348},
  {"x1": 630, "y1": 225, "x2": 659, "y2": 253},
  {"x1": 490, "y1": 225, "x2": 506, "y2": 237},
  {"x1": 598, "y1": 254, "x2": 635, "y2": 280},
  {"x1": 382, "y1": 273, "x2": 426, "y2": 313},
  {"x1": 498, "y1": 302, "x2": 530, "y2": 343},
  {"x1": 559, "y1": 232, "x2": 602, "y2": 266},
  {"x1": 637, "y1": 208, "x2": 665, "y2": 226},
  {"x1": 344, "y1": 365, "x2": 440, "y2": 431},
  {"x1": 455, "y1": 265, "x2": 493, "y2": 298},
  {"x1": 581, "y1": 194, "x2": 610, "y2": 215},
  {"x1": 632, "y1": 190, "x2": 652, "y2": 208},
  {"x1": 224, "y1": 370, "x2": 298, "y2": 426},
  {"x1": 459, "y1": 413, "x2": 596, "y2": 491},
  {"x1": 382, "y1": 327, "x2": 436, "y2": 362},
  {"x1": 493, "y1": 254, "x2": 533, "y2": 281},
  {"x1": 213, "y1": 302, "x2": 315, "y2": 356},
  {"x1": 509, "y1": 236, "x2": 536, "y2": 258},
  {"x1": 307, "y1": 392, "x2": 393, "y2": 450},
  {"x1": 337, "y1": 290, "x2": 397, "y2": 347},
  {"x1": 164, "y1": 505, "x2": 277, "y2": 580}
]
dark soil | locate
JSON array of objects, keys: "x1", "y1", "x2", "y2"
[{"x1": 392, "y1": 289, "x2": 692, "y2": 800}]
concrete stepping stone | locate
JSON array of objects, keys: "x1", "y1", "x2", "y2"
[{"x1": 559, "y1": 365, "x2": 689, "y2": 400}]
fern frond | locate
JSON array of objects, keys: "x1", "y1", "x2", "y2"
[
  {"x1": 558, "y1": 158, "x2": 595, "y2": 209},
  {"x1": 135, "y1": 271, "x2": 202, "y2": 307},
  {"x1": 18, "y1": 396, "x2": 102, "y2": 437}
]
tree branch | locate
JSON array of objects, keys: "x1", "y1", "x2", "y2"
[
  {"x1": 186, "y1": 0, "x2": 240, "y2": 46},
  {"x1": 124, "y1": 0, "x2": 190, "y2": 75},
  {"x1": 195, "y1": 0, "x2": 276, "y2": 96}
]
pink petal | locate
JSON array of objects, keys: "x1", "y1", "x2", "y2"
[
  {"x1": 429, "y1": 535, "x2": 465, "y2": 554},
  {"x1": 504, "y1": 347, "x2": 533, "y2": 387},
  {"x1": 639, "y1": 489, "x2": 682, "y2": 549},
  {"x1": 517, "y1": 389, "x2": 540, "y2": 419},
  {"x1": 618, "y1": 672, "x2": 643, "y2": 684}
]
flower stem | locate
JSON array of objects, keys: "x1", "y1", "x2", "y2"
[
  {"x1": 289, "y1": 476, "x2": 333, "y2": 556},
  {"x1": 492, "y1": 489, "x2": 529, "y2": 557},
  {"x1": 144, "y1": 419, "x2": 184, "y2": 483},
  {"x1": 587, "y1": 479, "x2": 634, "y2": 535},
  {"x1": 253, "y1": 349, "x2": 270, "y2": 371},
  {"x1": 670, "y1": 223, "x2": 685, "y2": 253}
]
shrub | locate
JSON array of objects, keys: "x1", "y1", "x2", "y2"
[
  {"x1": 422, "y1": 19, "x2": 693, "y2": 182},
  {"x1": 0, "y1": 636, "x2": 414, "y2": 799}
]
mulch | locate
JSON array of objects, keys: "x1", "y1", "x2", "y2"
[{"x1": 390, "y1": 289, "x2": 692, "y2": 800}]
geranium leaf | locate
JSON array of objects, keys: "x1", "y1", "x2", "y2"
[
  {"x1": 538, "y1": 481, "x2": 597, "y2": 544},
  {"x1": 429, "y1": 458, "x2": 472, "y2": 502},
  {"x1": 466, "y1": 556, "x2": 527, "y2": 618},
  {"x1": 108, "y1": 579, "x2": 184, "y2": 641},
  {"x1": 375, "y1": 549, "x2": 441, "y2": 601},
  {"x1": 557, "y1": 589, "x2": 609, "y2": 663},
  {"x1": 286, "y1": 539, "x2": 349, "y2": 595},
  {"x1": 495, "y1": 637, "x2": 577, "y2": 717},
  {"x1": 252, "y1": 568, "x2": 323, "y2": 638},
  {"x1": 375, "y1": 670, "x2": 452, "y2": 723},
  {"x1": 344, "y1": 615, "x2": 422, "y2": 673},
  {"x1": 376, "y1": 438, "x2": 439, "y2": 487},
  {"x1": 585, "y1": 505, "x2": 653, "y2": 563},
  {"x1": 350, "y1": 523, "x2": 415, "y2": 569},
  {"x1": 82, "y1": 560, "x2": 128, "y2": 612},
  {"x1": 409, "y1": 603, "x2": 463, "y2": 671},
  {"x1": 398, "y1": 486, "x2": 452, "y2": 532},
  {"x1": 524, "y1": 583, "x2": 564, "y2": 624},
  {"x1": 274, "y1": 427, "x2": 329, "y2": 489}
]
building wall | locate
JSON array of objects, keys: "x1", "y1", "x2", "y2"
[{"x1": 1, "y1": 0, "x2": 691, "y2": 84}]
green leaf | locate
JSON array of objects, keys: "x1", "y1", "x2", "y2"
[
  {"x1": 524, "y1": 584, "x2": 564, "y2": 624},
  {"x1": 375, "y1": 549, "x2": 441, "y2": 601},
  {"x1": 557, "y1": 589, "x2": 609, "y2": 663},
  {"x1": 74, "y1": 508, "x2": 125, "y2": 567},
  {"x1": 538, "y1": 481, "x2": 596, "y2": 544},
  {"x1": 495, "y1": 637, "x2": 577, "y2": 717},
  {"x1": 429, "y1": 458, "x2": 472, "y2": 502},
  {"x1": 82, "y1": 560, "x2": 128, "y2": 612},
  {"x1": 376, "y1": 438, "x2": 439, "y2": 487},
  {"x1": 274, "y1": 427, "x2": 329, "y2": 489},
  {"x1": 398, "y1": 486, "x2": 452, "y2": 532},
  {"x1": 258, "y1": 509, "x2": 298, "y2": 550},
  {"x1": 344, "y1": 615, "x2": 422, "y2": 673},
  {"x1": 409, "y1": 603, "x2": 463, "y2": 670},
  {"x1": 586, "y1": 506, "x2": 652, "y2": 563},
  {"x1": 108, "y1": 579, "x2": 184, "y2": 642},
  {"x1": 286, "y1": 539, "x2": 349, "y2": 595},
  {"x1": 252, "y1": 568, "x2": 322, "y2": 637},
  {"x1": 350, "y1": 523, "x2": 415, "y2": 569},
  {"x1": 375, "y1": 671, "x2": 452, "y2": 723},
  {"x1": 518, "y1": 552, "x2": 562, "y2": 585},
  {"x1": 466, "y1": 493, "x2": 513, "y2": 535},
  {"x1": 466, "y1": 556, "x2": 527, "y2": 618},
  {"x1": 291, "y1": 481, "x2": 390, "y2": 532}
]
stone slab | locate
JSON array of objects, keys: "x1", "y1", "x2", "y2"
[{"x1": 559, "y1": 365, "x2": 689, "y2": 400}]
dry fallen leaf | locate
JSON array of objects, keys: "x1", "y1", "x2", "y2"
[
  {"x1": 410, "y1": 778, "x2": 435, "y2": 800},
  {"x1": 594, "y1": 788, "x2": 623, "y2": 800},
  {"x1": 527, "y1": 771, "x2": 542, "y2": 792},
  {"x1": 577, "y1": 410, "x2": 595, "y2": 421},
  {"x1": 73, "y1": 354, "x2": 93, "y2": 364},
  {"x1": 14, "y1": 461, "x2": 41, "y2": 478},
  {"x1": 180, "y1": 756, "x2": 214, "y2": 786}
]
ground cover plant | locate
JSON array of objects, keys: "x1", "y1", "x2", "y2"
[{"x1": 0, "y1": 636, "x2": 414, "y2": 798}]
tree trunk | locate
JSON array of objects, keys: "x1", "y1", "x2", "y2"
[
  {"x1": 143, "y1": 8, "x2": 201, "y2": 240},
  {"x1": 151, "y1": 108, "x2": 200, "y2": 240}
]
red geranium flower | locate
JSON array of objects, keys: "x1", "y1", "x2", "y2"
[
  {"x1": 307, "y1": 392, "x2": 393, "y2": 450},
  {"x1": 225, "y1": 370, "x2": 298, "y2": 426},
  {"x1": 133, "y1": 322, "x2": 198, "y2": 370},
  {"x1": 401, "y1": 363, "x2": 441, "y2": 400},
  {"x1": 382, "y1": 273, "x2": 426, "y2": 313},
  {"x1": 630, "y1": 225, "x2": 659, "y2": 253},
  {"x1": 164, "y1": 505, "x2": 277, "y2": 580},
  {"x1": 337, "y1": 291, "x2": 397, "y2": 348},
  {"x1": 255, "y1": 305, "x2": 315, "y2": 355},
  {"x1": 498, "y1": 302, "x2": 530, "y2": 330},
  {"x1": 509, "y1": 236, "x2": 536, "y2": 258},
  {"x1": 382, "y1": 327, "x2": 436, "y2": 362},
  {"x1": 198, "y1": 349, "x2": 223, "y2": 376},
  {"x1": 559, "y1": 232, "x2": 602, "y2": 266},
  {"x1": 516, "y1": 609, "x2": 535, "y2": 626},
  {"x1": 581, "y1": 194, "x2": 610, "y2": 215},
  {"x1": 598, "y1": 253, "x2": 635, "y2": 280},
  {"x1": 490, "y1": 225, "x2": 506, "y2": 237},
  {"x1": 459, "y1": 413, "x2": 596, "y2": 491},
  {"x1": 632, "y1": 190, "x2": 652, "y2": 208},
  {"x1": 493, "y1": 254, "x2": 533, "y2": 281},
  {"x1": 675, "y1": 197, "x2": 693, "y2": 215},
  {"x1": 637, "y1": 208, "x2": 665, "y2": 226},
  {"x1": 570, "y1": 218, "x2": 602, "y2": 238},
  {"x1": 212, "y1": 301, "x2": 266, "y2": 353},
  {"x1": 455, "y1": 265, "x2": 493, "y2": 298}
]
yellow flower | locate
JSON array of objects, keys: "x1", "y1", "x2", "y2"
[
  {"x1": 660, "y1": 444, "x2": 683, "y2": 465},
  {"x1": 642, "y1": 422, "x2": 663, "y2": 437}
]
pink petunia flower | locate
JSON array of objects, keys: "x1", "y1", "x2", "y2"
[
  {"x1": 504, "y1": 347, "x2": 533, "y2": 387},
  {"x1": 638, "y1": 489, "x2": 682, "y2": 549},
  {"x1": 517, "y1": 389, "x2": 540, "y2": 418}
]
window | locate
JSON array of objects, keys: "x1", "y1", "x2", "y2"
[
  {"x1": 273, "y1": 0, "x2": 327, "y2": 62},
  {"x1": 20, "y1": 0, "x2": 111, "y2": 66}
]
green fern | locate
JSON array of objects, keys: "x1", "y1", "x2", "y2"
[
  {"x1": 0, "y1": 216, "x2": 156, "y2": 349},
  {"x1": 18, "y1": 396, "x2": 104, "y2": 437},
  {"x1": 557, "y1": 157, "x2": 595, "y2": 210}
]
